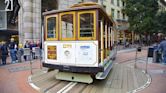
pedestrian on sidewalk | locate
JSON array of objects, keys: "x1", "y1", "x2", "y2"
[
  {"x1": 9, "y1": 38, "x2": 17, "y2": 63},
  {"x1": 158, "y1": 37, "x2": 166, "y2": 65},
  {"x1": 17, "y1": 44, "x2": 24, "y2": 62},
  {"x1": 1, "y1": 41, "x2": 8, "y2": 65}
]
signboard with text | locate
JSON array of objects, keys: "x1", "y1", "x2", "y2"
[{"x1": 0, "y1": 0, "x2": 13, "y2": 11}]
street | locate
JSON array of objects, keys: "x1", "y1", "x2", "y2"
[{"x1": 0, "y1": 48, "x2": 166, "y2": 93}]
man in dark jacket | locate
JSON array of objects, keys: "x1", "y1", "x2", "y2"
[{"x1": 1, "y1": 41, "x2": 8, "y2": 65}]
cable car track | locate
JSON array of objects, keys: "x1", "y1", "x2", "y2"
[{"x1": 29, "y1": 58, "x2": 151, "y2": 93}]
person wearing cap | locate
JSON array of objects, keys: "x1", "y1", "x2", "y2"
[{"x1": 9, "y1": 38, "x2": 17, "y2": 63}]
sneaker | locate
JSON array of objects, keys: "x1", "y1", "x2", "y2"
[{"x1": 12, "y1": 61, "x2": 16, "y2": 64}]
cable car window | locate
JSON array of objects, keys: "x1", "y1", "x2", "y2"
[
  {"x1": 79, "y1": 13, "x2": 94, "y2": 37},
  {"x1": 61, "y1": 14, "x2": 74, "y2": 39},
  {"x1": 47, "y1": 17, "x2": 56, "y2": 39}
]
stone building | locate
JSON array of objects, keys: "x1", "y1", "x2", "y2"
[{"x1": 18, "y1": 0, "x2": 41, "y2": 44}]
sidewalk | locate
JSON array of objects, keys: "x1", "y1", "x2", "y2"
[{"x1": 0, "y1": 58, "x2": 40, "y2": 93}]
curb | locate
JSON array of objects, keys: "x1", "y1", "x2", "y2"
[
  {"x1": 127, "y1": 70, "x2": 152, "y2": 93},
  {"x1": 28, "y1": 75, "x2": 41, "y2": 92}
]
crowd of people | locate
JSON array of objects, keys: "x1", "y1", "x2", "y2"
[{"x1": 0, "y1": 38, "x2": 42, "y2": 65}]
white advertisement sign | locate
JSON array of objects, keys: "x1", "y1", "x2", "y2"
[{"x1": 75, "y1": 41, "x2": 98, "y2": 67}]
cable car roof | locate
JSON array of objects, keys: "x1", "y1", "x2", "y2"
[{"x1": 43, "y1": 2, "x2": 115, "y2": 26}]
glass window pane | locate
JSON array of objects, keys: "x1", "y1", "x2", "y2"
[
  {"x1": 61, "y1": 14, "x2": 74, "y2": 38},
  {"x1": 47, "y1": 17, "x2": 56, "y2": 38},
  {"x1": 80, "y1": 13, "x2": 94, "y2": 37}
]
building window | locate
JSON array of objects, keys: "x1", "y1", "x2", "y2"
[
  {"x1": 111, "y1": 8, "x2": 115, "y2": 18},
  {"x1": 122, "y1": 1, "x2": 125, "y2": 7},
  {"x1": 117, "y1": 0, "x2": 120, "y2": 6},
  {"x1": 117, "y1": 11, "x2": 120, "y2": 19},
  {"x1": 103, "y1": 5, "x2": 106, "y2": 10},
  {"x1": 123, "y1": 13, "x2": 125, "y2": 19},
  {"x1": 111, "y1": 0, "x2": 114, "y2": 5}
]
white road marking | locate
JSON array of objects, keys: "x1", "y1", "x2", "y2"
[
  {"x1": 28, "y1": 75, "x2": 40, "y2": 91},
  {"x1": 57, "y1": 82, "x2": 77, "y2": 93}
]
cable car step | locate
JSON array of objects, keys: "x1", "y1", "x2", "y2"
[
  {"x1": 55, "y1": 72, "x2": 93, "y2": 84},
  {"x1": 96, "y1": 60, "x2": 113, "y2": 79}
]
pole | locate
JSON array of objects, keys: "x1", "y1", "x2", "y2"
[
  {"x1": 134, "y1": 49, "x2": 138, "y2": 68},
  {"x1": 145, "y1": 56, "x2": 148, "y2": 73},
  {"x1": 30, "y1": 51, "x2": 33, "y2": 74},
  {"x1": 100, "y1": 19, "x2": 104, "y2": 66}
]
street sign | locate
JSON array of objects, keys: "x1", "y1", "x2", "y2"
[
  {"x1": 147, "y1": 48, "x2": 154, "y2": 57},
  {"x1": 5, "y1": 0, "x2": 13, "y2": 11},
  {"x1": 137, "y1": 47, "x2": 142, "y2": 52}
]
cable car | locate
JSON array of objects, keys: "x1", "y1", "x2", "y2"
[{"x1": 43, "y1": 2, "x2": 117, "y2": 83}]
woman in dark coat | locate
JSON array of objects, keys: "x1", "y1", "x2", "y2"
[{"x1": 1, "y1": 41, "x2": 8, "y2": 65}]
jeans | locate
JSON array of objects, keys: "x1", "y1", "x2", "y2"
[
  {"x1": 10, "y1": 49, "x2": 17, "y2": 63},
  {"x1": 163, "y1": 54, "x2": 166, "y2": 64}
]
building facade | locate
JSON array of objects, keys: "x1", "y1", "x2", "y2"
[
  {"x1": 103, "y1": 0, "x2": 130, "y2": 44},
  {"x1": 158, "y1": 0, "x2": 166, "y2": 11},
  {"x1": 18, "y1": 0, "x2": 41, "y2": 44},
  {"x1": 0, "y1": 0, "x2": 19, "y2": 42}
]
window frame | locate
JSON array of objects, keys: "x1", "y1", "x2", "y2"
[
  {"x1": 60, "y1": 12, "x2": 76, "y2": 41},
  {"x1": 78, "y1": 11, "x2": 96, "y2": 40},
  {"x1": 45, "y1": 15, "x2": 58, "y2": 41}
]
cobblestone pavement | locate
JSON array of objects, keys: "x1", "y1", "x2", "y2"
[{"x1": 0, "y1": 48, "x2": 165, "y2": 93}]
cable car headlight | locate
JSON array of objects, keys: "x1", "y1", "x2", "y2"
[{"x1": 64, "y1": 50, "x2": 70, "y2": 56}]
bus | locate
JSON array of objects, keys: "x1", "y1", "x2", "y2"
[{"x1": 43, "y1": 2, "x2": 117, "y2": 83}]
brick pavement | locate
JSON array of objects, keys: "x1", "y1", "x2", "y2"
[
  {"x1": 0, "y1": 48, "x2": 165, "y2": 93},
  {"x1": 0, "y1": 58, "x2": 40, "y2": 93}
]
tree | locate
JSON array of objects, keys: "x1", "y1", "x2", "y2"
[
  {"x1": 156, "y1": 11, "x2": 166, "y2": 34},
  {"x1": 123, "y1": 0, "x2": 159, "y2": 44},
  {"x1": 123, "y1": 0, "x2": 158, "y2": 34}
]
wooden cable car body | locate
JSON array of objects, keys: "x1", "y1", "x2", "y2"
[{"x1": 43, "y1": 2, "x2": 117, "y2": 83}]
